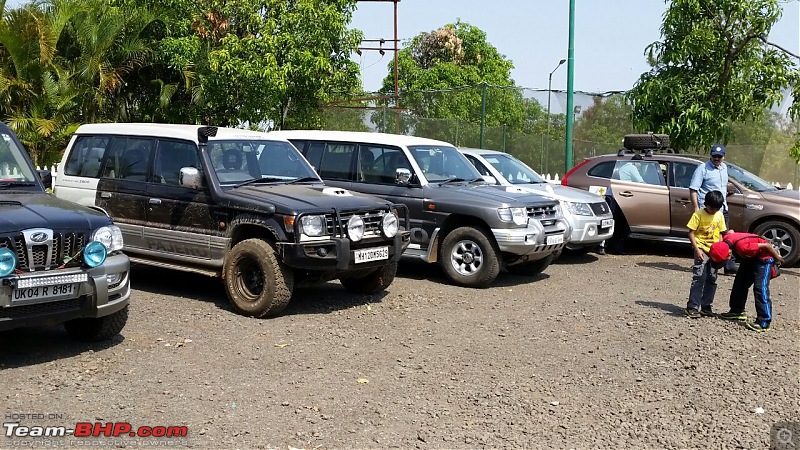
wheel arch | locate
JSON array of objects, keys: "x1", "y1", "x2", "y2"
[{"x1": 747, "y1": 214, "x2": 800, "y2": 235}]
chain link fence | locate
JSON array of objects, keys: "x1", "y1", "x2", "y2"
[{"x1": 322, "y1": 85, "x2": 800, "y2": 188}]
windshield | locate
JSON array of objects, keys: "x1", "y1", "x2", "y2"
[
  {"x1": 482, "y1": 153, "x2": 546, "y2": 184},
  {"x1": 408, "y1": 145, "x2": 482, "y2": 182},
  {"x1": 727, "y1": 163, "x2": 778, "y2": 192},
  {"x1": 0, "y1": 130, "x2": 37, "y2": 183},
  {"x1": 208, "y1": 139, "x2": 319, "y2": 185}
]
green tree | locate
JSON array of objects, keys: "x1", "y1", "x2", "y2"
[
  {"x1": 626, "y1": 0, "x2": 798, "y2": 153},
  {"x1": 573, "y1": 95, "x2": 634, "y2": 154},
  {"x1": 378, "y1": 21, "x2": 527, "y2": 141},
  {"x1": 131, "y1": 0, "x2": 364, "y2": 128}
]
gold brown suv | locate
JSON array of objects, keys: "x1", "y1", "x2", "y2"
[{"x1": 562, "y1": 148, "x2": 800, "y2": 266}]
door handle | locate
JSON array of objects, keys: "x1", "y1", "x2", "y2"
[
  {"x1": 148, "y1": 198, "x2": 162, "y2": 205},
  {"x1": 100, "y1": 192, "x2": 111, "y2": 199},
  {"x1": 676, "y1": 198, "x2": 691, "y2": 204},
  {"x1": 618, "y1": 191, "x2": 633, "y2": 197}
]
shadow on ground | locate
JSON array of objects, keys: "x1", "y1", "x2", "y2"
[
  {"x1": 0, "y1": 328, "x2": 124, "y2": 369},
  {"x1": 637, "y1": 261, "x2": 693, "y2": 274},
  {"x1": 635, "y1": 300, "x2": 687, "y2": 317}
]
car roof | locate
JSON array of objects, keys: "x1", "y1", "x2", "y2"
[
  {"x1": 74, "y1": 123, "x2": 286, "y2": 143},
  {"x1": 585, "y1": 151, "x2": 707, "y2": 164},
  {"x1": 270, "y1": 130, "x2": 455, "y2": 147}
]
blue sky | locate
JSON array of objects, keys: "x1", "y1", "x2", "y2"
[{"x1": 350, "y1": 0, "x2": 799, "y2": 94}]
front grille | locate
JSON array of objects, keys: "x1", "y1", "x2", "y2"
[
  {"x1": 325, "y1": 210, "x2": 385, "y2": 238},
  {"x1": 0, "y1": 297, "x2": 85, "y2": 319},
  {"x1": 527, "y1": 204, "x2": 560, "y2": 221},
  {"x1": 4, "y1": 231, "x2": 87, "y2": 272},
  {"x1": 589, "y1": 202, "x2": 610, "y2": 216}
]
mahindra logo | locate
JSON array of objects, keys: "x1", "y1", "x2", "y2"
[{"x1": 30, "y1": 232, "x2": 49, "y2": 243}]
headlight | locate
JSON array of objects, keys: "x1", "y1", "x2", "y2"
[
  {"x1": 0, "y1": 248, "x2": 17, "y2": 277},
  {"x1": 92, "y1": 225, "x2": 124, "y2": 252},
  {"x1": 498, "y1": 207, "x2": 528, "y2": 226},
  {"x1": 347, "y1": 215, "x2": 365, "y2": 242},
  {"x1": 83, "y1": 241, "x2": 107, "y2": 268},
  {"x1": 381, "y1": 212, "x2": 399, "y2": 238},
  {"x1": 300, "y1": 215, "x2": 327, "y2": 237},
  {"x1": 563, "y1": 201, "x2": 593, "y2": 216}
]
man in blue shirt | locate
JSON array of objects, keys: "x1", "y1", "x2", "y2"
[{"x1": 690, "y1": 144, "x2": 736, "y2": 274}]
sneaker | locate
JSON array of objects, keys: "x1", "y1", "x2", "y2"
[
  {"x1": 700, "y1": 309, "x2": 716, "y2": 318},
  {"x1": 719, "y1": 311, "x2": 747, "y2": 321},
  {"x1": 685, "y1": 308, "x2": 701, "y2": 318},
  {"x1": 744, "y1": 321, "x2": 770, "y2": 332}
]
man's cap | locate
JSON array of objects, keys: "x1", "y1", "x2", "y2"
[
  {"x1": 710, "y1": 144, "x2": 726, "y2": 156},
  {"x1": 708, "y1": 241, "x2": 730, "y2": 265}
]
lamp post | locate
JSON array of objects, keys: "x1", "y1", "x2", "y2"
[{"x1": 542, "y1": 58, "x2": 566, "y2": 173}]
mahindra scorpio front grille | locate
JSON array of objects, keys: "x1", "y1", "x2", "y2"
[{"x1": 3, "y1": 231, "x2": 87, "y2": 272}]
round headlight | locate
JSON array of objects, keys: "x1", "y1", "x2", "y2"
[
  {"x1": 83, "y1": 241, "x2": 107, "y2": 268},
  {"x1": 347, "y1": 215, "x2": 365, "y2": 242},
  {"x1": 0, "y1": 248, "x2": 17, "y2": 277},
  {"x1": 92, "y1": 225, "x2": 124, "y2": 252},
  {"x1": 300, "y1": 215, "x2": 326, "y2": 237},
  {"x1": 381, "y1": 212, "x2": 398, "y2": 238}
]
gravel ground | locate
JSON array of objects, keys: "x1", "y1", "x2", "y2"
[{"x1": 2, "y1": 242, "x2": 799, "y2": 450}]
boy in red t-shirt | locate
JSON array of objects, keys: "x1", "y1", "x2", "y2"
[{"x1": 708, "y1": 232, "x2": 784, "y2": 332}]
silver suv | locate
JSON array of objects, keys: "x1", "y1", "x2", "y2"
[{"x1": 461, "y1": 148, "x2": 614, "y2": 254}]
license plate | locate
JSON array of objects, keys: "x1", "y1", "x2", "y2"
[
  {"x1": 354, "y1": 246, "x2": 389, "y2": 264},
  {"x1": 601, "y1": 218, "x2": 614, "y2": 228},
  {"x1": 546, "y1": 235, "x2": 564, "y2": 245},
  {"x1": 12, "y1": 283, "x2": 77, "y2": 304}
]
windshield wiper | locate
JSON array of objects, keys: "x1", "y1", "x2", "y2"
[
  {"x1": 0, "y1": 181, "x2": 37, "y2": 188},
  {"x1": 285, "y1": 177, "x2": 320, "y2": 184},
  {"x1": 439, "y1": 177, "x2": 467, "y2": 185},
  {"x1": 468, "y1": 177, "x2": 486, "y2": 184},
  {"x1": 233, "y1": 177, "x2": 286, "y2": 188}
]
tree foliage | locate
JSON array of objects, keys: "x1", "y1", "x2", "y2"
[
  {"x1": 626, "y1": 0, "x2": 798, "y2": 153},
  {"x1": 377, "y1": 21, "x2": 529, "y2": 141}
]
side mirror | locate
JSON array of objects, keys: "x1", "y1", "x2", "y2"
[
  {"x1": 727, "y1": 181, "x2": 736, "y2": 196},
  {"x1": 482, "y1": 175, "x2": 497, "y2": 185},
  {"x1": 395, "y1": 168, "x2": 411, "y2": 185},
  {"x1": 37, "y1": 169, "x2": 52, "y2": 190},
  {"x1": 180, "y1": 167, "x2": 204, "y2": 190}
]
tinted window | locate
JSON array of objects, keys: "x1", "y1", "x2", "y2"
[
  {"x1": 613, "y1": 160, "x2": 664, "y2": 186},
  {"x1": 63, "y1": 136, "x2": 112, "y2": 178},
  {"x1": 587, "y1": 161, "x2": 615, "y2": 179},
  {"x1": 671, "y1": 162, "x2": 696, "y2": 188},
  {"x1": 317, "y1": 143, "x2": 356, "y2": 181},
  {"x1": 408, "y1": 145, "x2": 479, "y2": 182},
  {"x1": 0, "y1": 130, "x2": 36, "y2": 182},
  {"x1": 358, "y1": 145, "x2": 405, "y2": 184},
  {"x1": 154, "y1": 140, "x2": 200, "y2": 185}
]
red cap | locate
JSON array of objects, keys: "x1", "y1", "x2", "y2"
[{"x1": 709, "y1": 241, "x2": 730, "y2": 264}]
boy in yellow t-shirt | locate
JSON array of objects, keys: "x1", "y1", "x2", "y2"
[{"x1": 685, "y1": 190, "x2": 727, "y2": 318}]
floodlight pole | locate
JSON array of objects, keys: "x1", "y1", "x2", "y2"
[{"x1": 564, "y1": 0, "x2": 576, "y2": 174}]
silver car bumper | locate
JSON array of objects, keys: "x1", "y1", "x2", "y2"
[
  {"x1": 564, "y1": 212, "x2": 615, "y2": 248},
  {"x1": 492, "y1": 219, "x2": 568, "y2": 260}
]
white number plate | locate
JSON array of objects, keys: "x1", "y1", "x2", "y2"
[
  {"x1": 354, "y1": 247, "x2": 389, "y2": 264},
  {"x1": 12, "y1": 284, "x2": 77, "y2": 304},
  {"x1": 546, "y1": 235, "x2": 564, "y2": 245},
  {"x1": 601, "y1": 218, "x2": 614, "y2": 228}
]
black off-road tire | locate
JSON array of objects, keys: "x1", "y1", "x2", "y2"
[
  {"x1": 340, "y1": 262, "x2": 398, "y2": 294},
  {"x1": 224, "y1": 239, "x2": 293, "y2": 318},
  {"x1": 506, "y1": 254, "x2": 554, "y2": 276},
  {"x1": 64, "y1": 305, "x2": 129, "y2": 342},
  {"x1": 439, "y1": 226, "x2": 501, "y2": 288},
  {"x1": 754, "y1": 220, "x2": 800, "y2": 267},
  {"x1": 623, "y1": 133, "x2": 670, "y2": 150}
]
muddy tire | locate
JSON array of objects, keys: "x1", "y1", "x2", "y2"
[
  {"x1": 224, "y1": 239, "x2": 293, "y2": 318},
  {"x1": 439, "y1": 226, "x2": 500, "y2": 288},
  {"x1": 623, "y1": 133, "x2": 670, "y2": 150},
  {"x1": 64, "y1": 305, "x2": 128, "y2": 342},
  {"x1": 340, "y1": 262, "x2": 398, "y2": 294},
  {"x1": 507, "y1": 254, "x2": 554, "y2": 276},
  {"x1": 754, "y1": 220, "x2": 800, "y2": 267}
]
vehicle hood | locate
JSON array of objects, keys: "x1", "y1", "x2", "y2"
[
  {"x1": 0, "y1": 193, "x2": 111, "y2": 232},
  {"x1": 424, "y1": 183, "x2": 555, "y2": 207},
  {"x1": 229, "y1": 184, "x2": 392, "y2": 213},
  {"x1": 493, "y1": 183, "x2": 604, "y2": 203},
  {"x1": 758, "y1": 189, "x2": 800, "y2": 212}
]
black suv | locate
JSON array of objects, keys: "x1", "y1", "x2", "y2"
[
  {"x1": 54, "y1": 124, "x2": 410, "y2": 318},
  {"x1": 0, "y1": 122, "x2": 130, "y2": 340},
  {"x1": 272, "y1": 130, "x2": 568, "y2": 287}
]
